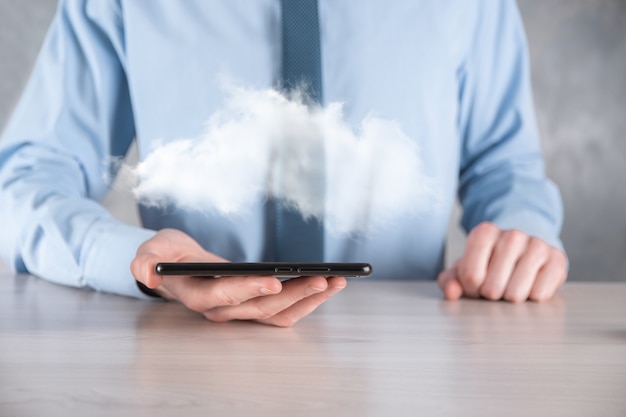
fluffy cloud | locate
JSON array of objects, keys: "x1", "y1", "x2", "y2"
[{"x1": 133, "y1": 86, "x2": 437, "y2": 235}]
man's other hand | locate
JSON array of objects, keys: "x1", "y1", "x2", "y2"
[{"x1": 438, "y1": 222, "x2": 567, "y2": 303}]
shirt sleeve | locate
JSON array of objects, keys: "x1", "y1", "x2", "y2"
[
  {"x1": 0, "y1": 0, "x2": 157, "y2": 298},
  {"x1": 456, "y1": 0, "x2": 564, "y2": 251}
]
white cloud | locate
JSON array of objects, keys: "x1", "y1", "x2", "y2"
[{"x1": 133, "y1": 86, "x2": 437, "y2": 235}]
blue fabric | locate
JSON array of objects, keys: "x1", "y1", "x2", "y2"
[
  {"x1": 0, "y1": 0, "x2": 564, "y2": 298},
  {"x1": 276, "y1": 0, "x2": 324, "y2": 262},
  {"x1": 280, "y1": 0, "x2": 323, "y2": 101}
]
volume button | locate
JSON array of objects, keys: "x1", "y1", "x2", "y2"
[{"x1": 297, "y1": 267, "x2": 331, "y2": 274}]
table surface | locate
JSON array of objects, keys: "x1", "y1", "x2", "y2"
[{"x1": 1, "y1": 274, "x2": 625, "y2": 417}]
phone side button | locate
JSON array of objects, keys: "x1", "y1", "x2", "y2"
[
  {"x1": 296, "y1": 267, "x2": 331, "y2": 274},
  {"x1": 275, "y1": 267, "x2": 294, "y2": 273}
]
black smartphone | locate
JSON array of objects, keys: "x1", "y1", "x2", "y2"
[{"x1": 154, "y1": 262, "x2": 372, "y2": 277}]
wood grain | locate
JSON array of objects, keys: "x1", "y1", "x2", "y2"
[{"x1": 1, "y1": 274, "x2": 625, "y2": 417}]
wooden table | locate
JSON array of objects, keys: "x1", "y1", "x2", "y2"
[{"x1": 1, "y1": 274, "x2": 625, "y2": 417}]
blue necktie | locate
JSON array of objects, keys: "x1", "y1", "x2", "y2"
[{"x1": 275, "y1": 0, "x2": 324, "y2": 261}]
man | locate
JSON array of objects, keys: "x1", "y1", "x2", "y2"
[{"x1": 0, "y1": 0, "x2": 567, "y2": 327}]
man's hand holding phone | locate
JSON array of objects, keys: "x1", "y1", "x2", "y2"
[{"x1": 130, "y1": 229, "x2": 347, "y2": 327}]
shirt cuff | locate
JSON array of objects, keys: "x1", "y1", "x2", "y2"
[
  {"x1": 490, "y1": 210, "x2": 564, "y2": 252},
  {"x1": 81, "y1": 220, "x2": 158, "y2": 299}
]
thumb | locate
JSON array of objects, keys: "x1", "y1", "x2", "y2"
[
  {"x1": 130, "y1": 252, "x2": 164, "y2": 289},
  {"x1": 437, "y1": 261, "x2": 463, "y2": 301}
]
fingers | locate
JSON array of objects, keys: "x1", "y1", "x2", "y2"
[
  {"x1": 443, "y1": 277, "x2": 464, "y2": 301},
  {"x1": 457, "y1": 222, "x2": 500, "y2": 298},
  {"x1": 257, "y1": 277, "x2": 347, "y2": 327},
  {"x1": 479, "y1": 230, "x2": 528, "y2": 301},
  {"x1": 202, "y1": 276, "x2": 346, "y2": 327},
  {"x1": 446, "y1": 222, "x2": 568, "y2": 303},
  {"x1": 131, "y1": 252, "x2": 164, "y2": 290},
  {"x1": 529, "y1": 248, "x2": 568, "y2": 302},
  {"x1": 437, "y1": 261, "x2": 463, "y2": 301},
  {"x1": 502, "y1": 237, "x2": 549, "y2": 303},
  {"x1": 168, "y1": 275, "x2": 283, "y2": 313},
  {"x1": 131, "y1": 228, "x2": 230, "y2": 297},
  {"x1": 138, "y1": 228, "x2": 215, "y2": 261}
]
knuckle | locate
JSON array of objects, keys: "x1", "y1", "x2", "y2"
[
  {"x1": 248, "y1": 298, "x2": 278, "y2": 321},
  {"x1": 139, "y1": 236, "x2": 162, "y2": 253},
  {"x1": 500, "y1": 229, "x2": 528, "y2": 248},
  {"x1": 522, "y1": 238, "x2": 549, "y2": 265},
  {"x1": 475, "y1": 222, "x2": 499, "y2": 235},
  {"x1": 551, "y1": 248, "x2": 568, "y2": 267},
  {"x1": 527, "y1": 236, "x2": 548, "y2": 252},
  {"x1": 480, "y1": 285, "x2": 503, "y2": 301},
  {"x1": 458, "y1": 265, "x2": 483, "y2": 287},
  {"x1": 253, "y1": 305, "x2": 275, "y2": 321},
  {"x1": 214, "y1": 289, "x2": 242, "y2": 307},
  {"x1": 203, "y1": 309, "x2": 231, "y2": 323}
]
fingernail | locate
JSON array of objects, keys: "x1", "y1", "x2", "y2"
[
  {"x1": 305, "y1": 286, "x2": 325, "y2": 296},
  {"x1": 260, "y1": 287, "x2": 279, "y2": 295}
]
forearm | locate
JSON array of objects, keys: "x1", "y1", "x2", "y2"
[
  {"x1": 0, "y1": 0, "x2": 152, "y2": 296},
  {"x1": 459, "y1": 156, "x2": 564, "y2": 250},
  {"x1": 456, "y1": 1, "x2": 564, "y2": 250},
  {"x1": 0, "y1": 144, "x2": 156, "y2": 298}
]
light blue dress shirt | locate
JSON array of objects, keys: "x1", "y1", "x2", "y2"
[{"x1": 0, "y1": 0, "x2": 563, "y2": 298}]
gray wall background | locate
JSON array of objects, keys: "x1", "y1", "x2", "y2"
[{"x1": 1, "y1": 0, "x2": 625, "y2": 281}]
